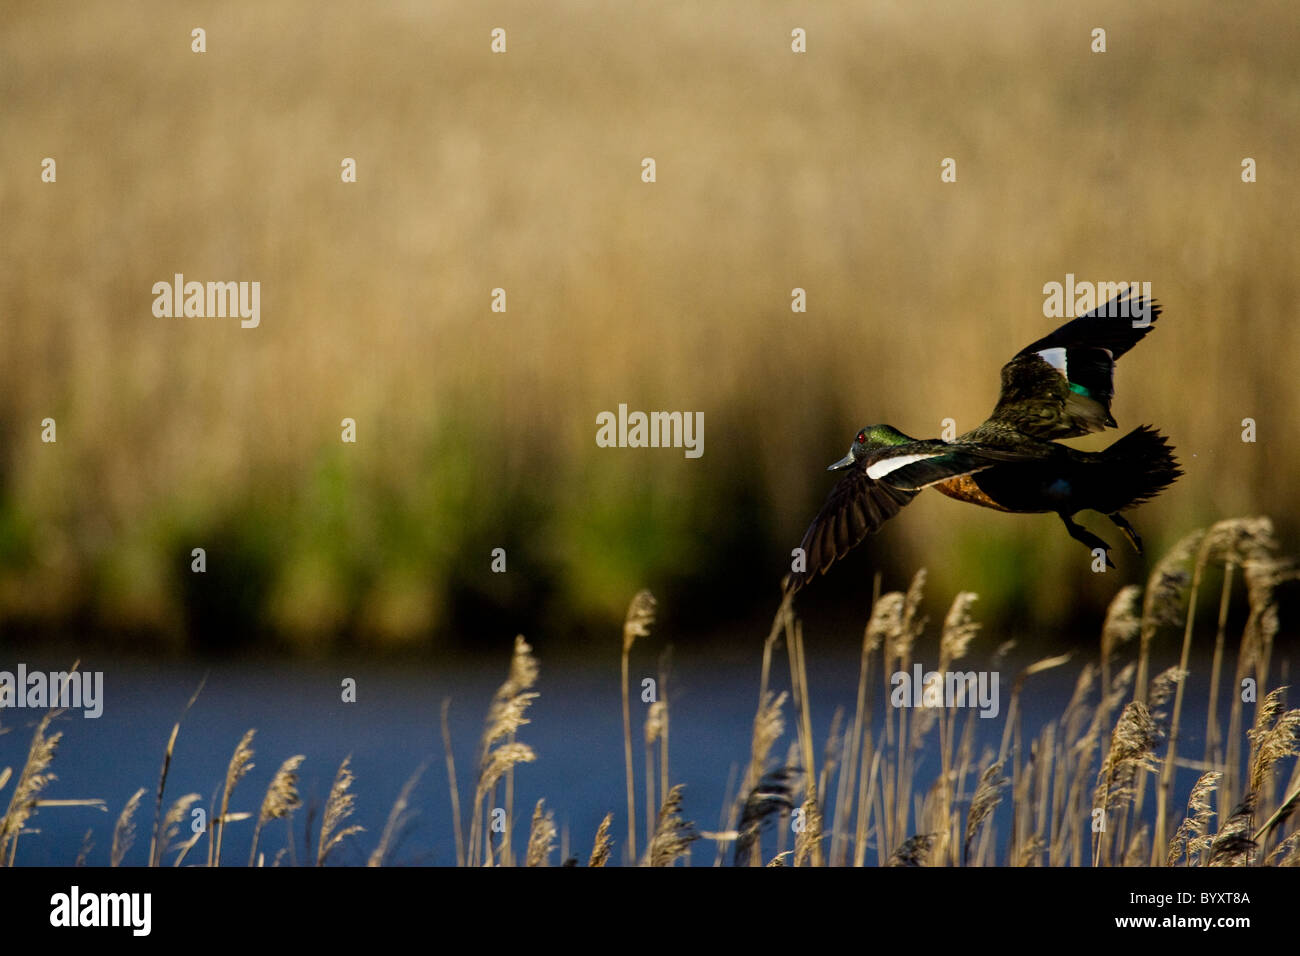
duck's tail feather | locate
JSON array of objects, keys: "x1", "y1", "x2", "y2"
[{"x1": 1089, "y1": 424, "x2": 1182, "y2": 514}]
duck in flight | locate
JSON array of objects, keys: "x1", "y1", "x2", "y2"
[{"x1": 786, "y1": 290, "x2": 1182, "y2": 592}]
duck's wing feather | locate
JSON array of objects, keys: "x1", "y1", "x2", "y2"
[
  {"x1": 988, "y1": 289, "x2": 1161, "y2": 440},
  {"x1": 786, "y1": 443, "x2": 1045, "y2": 593},
  {"x1": 785, "y1": 467, "x2": 918, "y2": 593},
  {"x1": 869, "y1": 447, "x2": 1018, "y2": 489}
]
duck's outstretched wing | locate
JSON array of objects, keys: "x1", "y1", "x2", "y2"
[
  {"x1": 784, "y1": 468, "x2": 918, "y2": 593},
  {"x1": 785, "y1": 444, "x2": 1023, "y2": 593},
  {"x1": 988, "y1": 289, "x2": 1161, "y2": 440}
]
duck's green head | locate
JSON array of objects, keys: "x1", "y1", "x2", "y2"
[{"x1": 827, "y1": 424, "x2": 913, "y2": 471}]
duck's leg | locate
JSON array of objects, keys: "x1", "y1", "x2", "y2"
[
  {"x1": 1106, "y1": 512, "x2": 1143, "y2": 554},
  {"x1": 1059, "y1": 513, "x2": 1115, "y2": 568}
]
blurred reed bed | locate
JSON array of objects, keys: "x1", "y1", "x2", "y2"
[
  {"x1": 1, "y1": 0, "x2": 1298, "y2": 649},
  {"x1": 1, "y1": 515, "x2": 1297, "y2": 866}
]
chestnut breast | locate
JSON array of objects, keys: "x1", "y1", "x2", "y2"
[{"x1": 932, "y1": 474, "x2": 1014, "y2": 512}]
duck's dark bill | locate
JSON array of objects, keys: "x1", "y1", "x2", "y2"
[{"x1": 827, "y1": 452, "x2": 855, "y2": 471}]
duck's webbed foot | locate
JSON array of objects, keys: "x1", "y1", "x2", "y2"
[
  {"x1": 1106, "y1": 512, "x2": 1143, "y2": 554},
  {"x1": 1060, "y1": 513, "x2": 1115, "y2": 568}
]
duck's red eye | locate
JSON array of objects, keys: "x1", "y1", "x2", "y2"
[{"x1": 857, "y1": 431, "x2": 866, "y2": 444}]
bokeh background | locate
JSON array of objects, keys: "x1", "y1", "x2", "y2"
[{"x1": 2, "y1": 0, "x2": 1297, "y2": 657}]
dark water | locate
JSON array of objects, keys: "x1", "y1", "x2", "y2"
[{"x1": 0, "y1": 641, "x2": 1279, "y2": 866}]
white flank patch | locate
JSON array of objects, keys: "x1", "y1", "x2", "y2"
[
  {"x1": 1036, "y1": 346, "x2": 1068, "y2": 375},
  {"x1": 867, "y1": 453, "x2": 944, "y2": 480}
]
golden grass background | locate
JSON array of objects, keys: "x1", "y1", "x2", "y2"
[{"x1": 1, "y1": 0, "x2": 1297, "y2": 650}]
